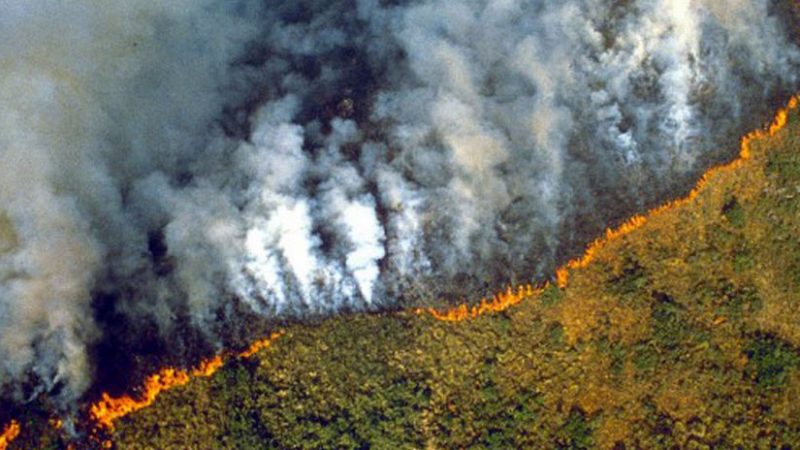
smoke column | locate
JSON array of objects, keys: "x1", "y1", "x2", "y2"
[{"x1": 0, "y1": 0, "x2": 798, "y2": 406}]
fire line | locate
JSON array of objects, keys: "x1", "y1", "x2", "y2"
[
  {"x1": 0, "y1": 421, "x2": 19, "y2": 450},
  {"x1": 89, "y1": 331, "x2": 284, "y2": 431},
  {"x1": 1, "y1": 96, "x2": 797, "y2": 449},
  {"x1": 420, "y1": 95, "x2": 799, "y2": 322}
]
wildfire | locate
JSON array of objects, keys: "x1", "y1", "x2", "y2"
[
  {"x1": 0, "y1": 421, "x2": 19, "y2": 450},
  {"x1": 555, "y1": 98, "x2": 796, "y2": 289},
  {"x1": 90, "y1": 331, "x2": 284, "y2": 431},
  {"x1": 3, "y1": 96, "x2": 798, "y2": 448},
  {"x1": 239, "y1": 331, "x2": 286, "y2": 359},
  {"x1": 417, "y1": 284, "x2": 542, "y2": 322},
  {"x1": 424, "y1": 95, "x2": 800, "y2": 321}
]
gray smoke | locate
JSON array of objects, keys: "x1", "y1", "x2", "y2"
[{"x1": 0, "y1": 0, "x2": 797, "y2": 404}]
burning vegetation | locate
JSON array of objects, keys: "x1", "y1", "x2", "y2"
[
  {"x1": 2, "y1": 0, "x2": 800, "y2": 447},
  {"x1": 90, "y1": 332, "x2": 284, "y2": 431},
  {"x1": 3, "y1": 95, "x2": 798, "y2": 449},
  {"x1": 94, "y1": 97, "x2": 797, "y2": 448},
  {"x1": 2, "y1": 1, "x2": 799, "y2": 421},
  {"x1": 0, "y1": 421, "x2": 18, "y2": 450},
  {"x1": 419, "y1": 96, "x2": 797, "y2": 323}
]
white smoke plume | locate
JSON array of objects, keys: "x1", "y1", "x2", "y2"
[{"x1": 0, "y1": 0, "x2": 798, "y2": 405}]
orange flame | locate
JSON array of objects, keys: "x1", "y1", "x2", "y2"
[
  {"x1": 417, "y1": 284, "x2": 542, "y2": 322},
  {"x1": 0, "y1": 421, "x2": 19, "y2": 450},
  {"x1": 556, "y1": 96, "x2": 797, "y2": 286},
  {"x1": 90, "y1": 331, "x2": 284, "y2": 430},
  {"x1": 238, "y1": 331, "x2": 285, "y2": 359},
  {"x1": 5, "y1": 96, "x2": 798, "y2": 446},
  {"x1": 49, "y1": 418, "x2": 63, "y2": 430},
  {"x1": 424, "y1": 95, "x2": 799, "y2": 321}
]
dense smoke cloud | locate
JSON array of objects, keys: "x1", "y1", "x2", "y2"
[{"x1": 0, "y1": 0, "x2": 797, "y2": 405}]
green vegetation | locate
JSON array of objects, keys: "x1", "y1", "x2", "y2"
[
  {"x1": 745, "y1": 334, "x2": 800, "y2": 391},
  {"x1": 722, "y1": 197, "x2": 746, "y2": 229},
  {"x1": 10, "y1": 107, "x2": 800, "y2": 449}
]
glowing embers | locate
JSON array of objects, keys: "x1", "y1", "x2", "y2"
[
  {"x1": 0, "y1": 421, "x2": 19, "y2": 450},
  {"x1": 90, "y1": 331, "x2": 284, "y2": 430}
]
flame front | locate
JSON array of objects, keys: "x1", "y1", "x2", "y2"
[
  {"x1": 423, "y1": 95, "x2": 799, "y2": 322},
  {"x1": 90, "y1": 367, "x2": 193, "y2": 430},
  {"x1": 90, "y1": 331, "x2": 284, "y2": 431},
  {"x1": 0, "y1": 421, "x2": 19, "y2": 450},
  {"x1": 239, "y1": 331, "x2": 285, "y2": 359},
  {"x1": 7, "y1": 96, "x2": 798, "y2": 447},
  {"x1": 417, "y1": 284, "x2": 541, "y2": 322}
]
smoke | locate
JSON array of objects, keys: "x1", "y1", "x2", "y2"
[{"x1": 0, "y1": 0, "x2": 797, "y2": 405}]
